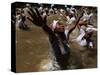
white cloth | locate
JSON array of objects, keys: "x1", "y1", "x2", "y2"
[
  {"x1": 43, "y1": 12, "x2": 47, "y2": 16},
  {"x1": 38, "y1": 7, "x2": 43, "y2": 13},
  {"x1": 49, "y1": 8, "x2": 53, "y2": 12},
  {"x1": 64, "y1": 29, "x2": 69, "y2": 38},
  {"x1": 89, "y1": 42, "x2": 93, "y2": 47},
  {"x1": 81, "y1": 13, "x2": 93, "y2": 22},
  {"x1": 86, "y1": 27, "x2": 97, "y2": 32},
  {"x1": 76, "y1": 28, "x2": 87, "y2": 46},
  {"x1": 70, "y1": 7, "x2": 76, "y2": 14},
  {"x1": 86, "y1": 25, "x2": 97, "y2": 33},
  {"x1": 71, "y1": 7, "x2": 75, "y2": 10},
  {"x1": 16, "y1": 15, "x2": 21, "y2": 26},
  {"x1": 59, "y1": 41, "x2": 67, "y2": 55},
  {"x1": 52, "y1": 20, "x2": 58, "y2": 31},
  {"x1": 60, "y1": 9, "x2": 64, "y2": 13},
  {"x1": 39, "y1": 7, "x2": 43, "y2": 10},
  {"x1": 66, "y1": 7, "x2": 70, "y2": 12},
  {"x1": 23, "y1": 7, "x2": 30, "y2": 17},
  {"x1": 66, "y1": 16, "x2": 76, "y2": 24}
]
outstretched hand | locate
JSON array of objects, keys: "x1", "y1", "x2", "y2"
[{"x1": 27, "y1": 8, "x2": 47, "y2": 27}]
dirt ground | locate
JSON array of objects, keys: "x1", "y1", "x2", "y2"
[{"x1": 16, "y1": 12, "x2": 97, "y2": 72}]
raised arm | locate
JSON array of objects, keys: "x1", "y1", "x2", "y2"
[
  {"x1": 70, "y1": 11, "x2": 83, "y2": 32},
  {"x1": 27, "y1": 8, "x2": 54, "y2": 35},
  {"x1": 66, "y1": 11, "x2": 84, "y2": 40}
]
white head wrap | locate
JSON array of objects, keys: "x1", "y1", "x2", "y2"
[
  {"x1": 52, "y1": 20, "x2": 58, "y2": 31},
  {"x1": 26, "y1": 4, "x2": 30, "y2": 7}
]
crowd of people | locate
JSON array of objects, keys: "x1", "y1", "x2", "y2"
[
  {"x1": 14, "y1": 3, "x2": 97, "y2": 70},
  {"x1": 15, "y1": 3, "x2": 97, "y2": 49}
]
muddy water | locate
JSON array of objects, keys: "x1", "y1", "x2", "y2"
[
  {"x1": 16, "y1": 15, "x2": 97, "y2": 72},
  {"x1": 16, "y1": 25, "x2": 49, "y2": 72},
  {"x1": 16, "y1": 25, "x2": 97, "y2": 72}
]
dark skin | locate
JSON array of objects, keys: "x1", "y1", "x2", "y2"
[
  {"x1": 27, "y1": 7, "x2": 84, "y2": 70},
  {"x1": 27, "y1": 7, "x2": 83, "y2": 36},
  {"x1": 27, "y1": 8, "x2": 55, "y2": 35}
]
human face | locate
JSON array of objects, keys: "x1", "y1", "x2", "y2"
[{"x1": 54, "y1": 22, "x2": 65, "y2": 32}]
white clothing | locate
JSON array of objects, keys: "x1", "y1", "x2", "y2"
[
  {"x1": 49, "y1": 8, "x2": 53, "y2": 12},
  {"x1": 89, "y1": 42, "x2": 93, "y2": 47},
  {"x1": 66, "y1": 7, "x2": 70, "y2": 12},
  {"x1": 16, "y1": 15, "x2": 21, "y2": 26},
  {"x1": 70, "y1": 7, "x2": 76, "y2": 14},
  {"x1": 52, "y1": 20, "x2": 58, "y2": 31},
  {"x1": 86, "y1": 25, "x2": 97, "y2": 32},
  {"x1": 51, "y1": 4, "x2": 54, "y2": 7},
  {"x1": 38, "y1": 7, "x2": 43, "y2": 13},
  {"x1": 66, "y1": 16, "x2": 76, "y2": 24},
  {"x1": 60, "y1": 9, "x2": 64, "y2": 13},
  {"x1": 64, "y1": 29, "x2": 69, "y2": 38},
  {"x1": 76, "y1": 28, "x2": 87, "y2": 46},
  {"x1": 23, "y1": 7, "x2": 30, "y2": 18},
  {"x1": 81, "y1": 13, "x2": 93, "y2": 22}
]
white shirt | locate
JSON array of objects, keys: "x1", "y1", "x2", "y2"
[
  {"x1": 70, "y1": 7, "x2": 76, "y2": 14},
  {"x1": 38, "y1": 7, "x2": 43, "y2": 13},
  {"x1": 49, "y1": 8, "x2": 53, "y2": 12},
  {"x1": 81, "y1": 13, "x2": 93, "y2": 22},
  {"x1": 64, "y1": 29, "x2": 69, "y2": 38},
  {"x1": 23, "y1": 7, "x2": 30, "y2": 17},
  {"x1": 86, "y1": 25, "x2": 97, "y2": 33},
  {"x1": 66, "y1": 16, "x2": 76, "y2": 24},
  {"x1": 16, "y1": 14, "x2": 21, "y2": 26},
  {"x1": 76, "y1": 28, "x2": 87, "y2": 46}
]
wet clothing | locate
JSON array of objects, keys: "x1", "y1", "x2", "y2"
[
  {"x1": 76, "y1": 28, "x2": 87, "y2": 46},
  {"x1": 66, "y1": 16, "x2": 76, "y2": 25},
  {"x1": 48, "y1": 31, "x2": 70, "y2": 70},
  {"x1": 16, "y1": 14, "x2": 21, "y2": 27},
  {"x1": 81, "y1": 13, "x2": 93, "y2": 24},
  {"x1": 23, "y1": 7, "x2": 30, "y2": 17}
]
